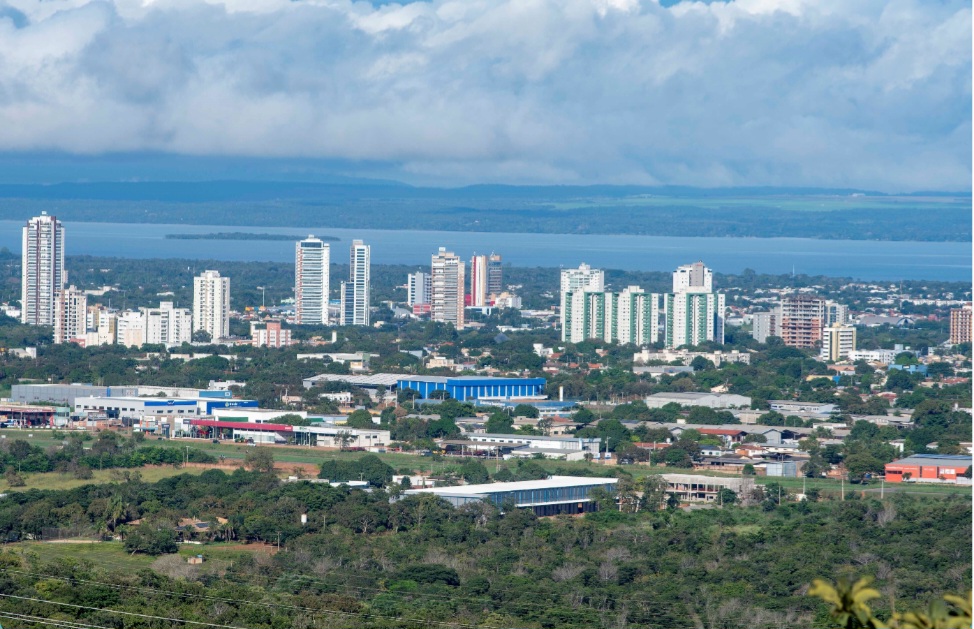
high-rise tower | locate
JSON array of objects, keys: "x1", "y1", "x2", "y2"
[
  {"x1": 193, "y1": 270, "x2": 230, "y2": 341},
  {"x1": 431, "y1": 248, "x2": 465, "y2": 329},
  {"x1": 21, "y1": 213, "x2": 65, "y2": 326},
  {"x1": 295, "y1": 236, "x2": 330, "y2": 325},
  {"x1": 341, "y1": 240, "x2": 371, "y2": 326}
]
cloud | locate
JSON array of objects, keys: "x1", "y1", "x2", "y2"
[{"x1": 0, "y1": 0, "x2": 969, "y2": 190}]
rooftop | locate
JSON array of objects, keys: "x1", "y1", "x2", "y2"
[
  {"x1": 890, "y1": 454, "x2": 972, "y2": 467},
  {"x1": 406, "y1": 476, "x2": 618, "y2": 496}
]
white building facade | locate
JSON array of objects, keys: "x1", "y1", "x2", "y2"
[
  {"x1": 21, "y1": 213, "x2": 65, "y2": 327},
  {"x1": 431, "y1": 248, "x2": 465, "y2": 329},
  {"x1": 295, "y1": 236, "x2": 330, "y2": 325},
  {"x1": 340, "y1": 240, "x2": 370, "y2": 326},
  {"x1": 53, "y1": 286, "x2": 87, "y2": 344},
  {"x1": 193, "y1": 270, "x2": 230, "y2": 341}
]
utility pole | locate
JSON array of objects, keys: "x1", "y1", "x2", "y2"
[
  {"x1": 881, "y1": 478, "x2": 885, "y2": 500},
  {"x1": 841, "y1": 477, "x2": 845, "y2": 501}
]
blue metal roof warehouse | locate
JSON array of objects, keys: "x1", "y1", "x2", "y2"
[{"x1": 397, "y1": 376, "x2": 545, "y2": 401}]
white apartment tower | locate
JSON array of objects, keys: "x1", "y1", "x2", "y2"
[
  {"x1": 470, "y1": 254, "x2": 490, "y2": 307},
  {"x1": 431, "y1": 248, "x2": 465, "y2": 329},
  {"x1": 820, "y1": 324, "x2": 857, "y2": 362},
  {"x1": 193, "y1": 270, "x2": 230, "y2": 341},
  {"x1": 407, "y1": 272, "x2": 432, "y2": 307},
  {"x1": 21, "y1": 212, "x2": 65, "y2": 326},
  {"x1": 562, "y1": 286, "x2": 661, "y2": 345},
  {"x1": 53, "y1": 286, "x2": 87, "y2": 344},
  {"x1": 295, "y1": 236, "x2": 330, "y2": 325},
  {"x1": 340, "y1": 240, "x2": 370, "y2": 326},
  {"x1": 560, "y1": 264, "x2": 605, "y2": 342},
  {"x1": 144, "y1": 302, "x2": 193, "y2": 347},
  {"x1": 672, "y1": 261, "x2": 713, "y2": 293},
  {"x1": 664, "y1": 262, "x2": 725, "y2": 348}
]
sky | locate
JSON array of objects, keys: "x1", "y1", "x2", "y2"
[{"x1": 0, "y1": 0, "x2": 970, "y2": 190}]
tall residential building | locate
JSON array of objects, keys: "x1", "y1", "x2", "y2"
[
  {"x1": 487, "y1": 253, "x2": 503, "y2": 296},
  {"x1": 560, "y1": 264, "x2": 605, "y2": 341},
  {"x1": 53, "y1": 286, "x2": 87, "y2": 344},
  {"x1": 470, "y1": 255, "x2": 490, "y2": 307},
  {"x1": 21, "y1": 212, "x2": 65, "y2": 326},
  {"x1": 672, "y1": 261, "x2": 713, "y2": 293},
  {"x1": 751, "y1": 309, "x2": 783, "y2": 343},
  {"x1": 117, "y1": 310, "x2": 147, "y2": 347},
  {"x1": 340, "y1": 240, "x2": 370, "y2": 326},
  {"x1": 430, "y1": 248, "x2": 465, "y2": 329},
  {"x1": 664, "y1": 292, "x2": 726, "y2": 348},
  {"x1": 824, "y1": 300, "x2": 850, "y2": 327},
  {"x1": 407, "y1": 272, "x2": 432, "y2": 306},
  {"x1": 144, "y1": 302, "x2": 193, "y2": 347},
  {"x1": 663, "y1": 262, "x2": 725, "y2": 348},
  {"x1": 295, "y1": 236, "x2": 330, "y2": 325},
  {"x1": 779, "y1": 295, "x2": 826, "y2": 349},
  {"x1": 820, "y1": 325, "x2": 857, "y2": 362},
  {"x1": 193, "y1": 270, "x2": 230, "y2": 341},
  {"x1": 563, "y1": 286, "x2": 661, "y2": 345},
  {"x1": 949, "y1": 303, "x2": 972, "y2": 345}
]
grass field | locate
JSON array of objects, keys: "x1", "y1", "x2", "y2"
[
  {"x1": 4, "y1": 540, "x2": 272, "y2": 574},
  {"x1": 0, "y1": 466, "x2": 205, "y2": 493}
]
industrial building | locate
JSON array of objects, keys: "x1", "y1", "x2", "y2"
[
  {"x1": 884, "y1": 454, "x2": 972, "y2": 483},
  {"x1": 185, "y1": 419, "x2": 389, "y2": 448},
  {"x1": 440, "y1": 433, "x2": 600, "y2": 460},
  {"x1": 12, "y1": 384, "x2": 140, "y2": 407},
  {"x1": 398, "y1": 376, "x2": 546, "y2": 401},
  {"x1": 644, "y1": 392, "x2": 752, "y2": 409},
  {"x1": 404, "y1": 476, "x2": 618, "y2": 516},
  {"x1": 73, "y1": 395, "x2": 258, "y2": 420}
]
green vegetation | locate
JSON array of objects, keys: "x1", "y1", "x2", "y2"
[{"x1": 0, "y1": 466, "x2": 967, "y2": 628}]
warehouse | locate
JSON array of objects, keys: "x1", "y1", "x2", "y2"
[
  {"x1": 884, "y1": 454, "x2": 972, "y2": 483},
  {"x1": 73, "y1": 396, "x2": 258, "y2": 420},
  {"x1": 404, "y1": 476, "x2": 618, "y2": 516},
  {"x1": 644, "y1": 392, "x2": 752, "y2": 409},
  {"x1": 398, "y1": 376, "x2": 546, "y2": 401}
]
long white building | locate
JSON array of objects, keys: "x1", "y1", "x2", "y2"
[
  {"x1": 562, "y1": 286, "x2": 661, "y2": 345},
  {"x1": 21, "y1": 213, "x2": 65, "y2": 327},
  {"x1": 295, "y1": 236, "x2": 330, "y2": 325},
  {"x1": 193, "y1": 270, "x2": 230, "y2": 341}
]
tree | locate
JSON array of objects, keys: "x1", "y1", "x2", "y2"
[
  {"x1": 335, "y1": 431, "x2": 355, "y2": 451},
  {"x1": 717, "y1": 488, "x2": 737, "y2": 505},
  {"x1": 192, "y1": 330, "x2": 212, "y2": 343},
  {"x1": 484, "y1": 412, "x2": 516, "y2": 434},
  {"x1": 512, "y1": 404, "x2": 540, "y2": 418},
  {"x1": 460, "y1": 459, "x2": 489, "y2": 484},
  {"x1": 244, "y1": 447, "x2": 275, "y2": 473},
  {"x1": 345, "y1": 409, "x2": 376, "y2": 429}
]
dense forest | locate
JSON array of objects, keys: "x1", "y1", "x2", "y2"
[
  {"x1": 0, "y1": 466, "x2": 968, "y2": 629},
  {"x1": 0, "y1": 183, "x2": 969, "y2": 241}
]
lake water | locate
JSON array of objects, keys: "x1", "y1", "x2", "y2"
[{"x1": 0, "y1": 220, "x2": 969, "y2": 281}]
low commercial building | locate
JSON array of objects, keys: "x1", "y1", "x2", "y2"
[
  {"x1": 633, "y1": 349, "x2": 751, "y2": 366},
  {"x1": 458, "y1": 433, "x2": 600, "y2": 457},
  {"x1": 12, "y1": 383, "x2": 140, "y2": 407},
  {"x1": 645, "y1": 392, "x2": 752, "y2": 409},
  {"x1": 767, "y1": 400, "x2": 836, "y2": 415},
  {"x1": 73, "y1": 395, "x2": 259, "y2": 420},
  {"x1": 884, "y1": 454, "x2": 972, "y2": 483},
  {"x1": 186, "y1": 419, "x2": 389, "y2": 448},
  {"x1": 0, "y1": 403, "x2": 58, "y2": 427},
  {"x1": 404, "y1": 476, "x2": 618, "y2": 516}
]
